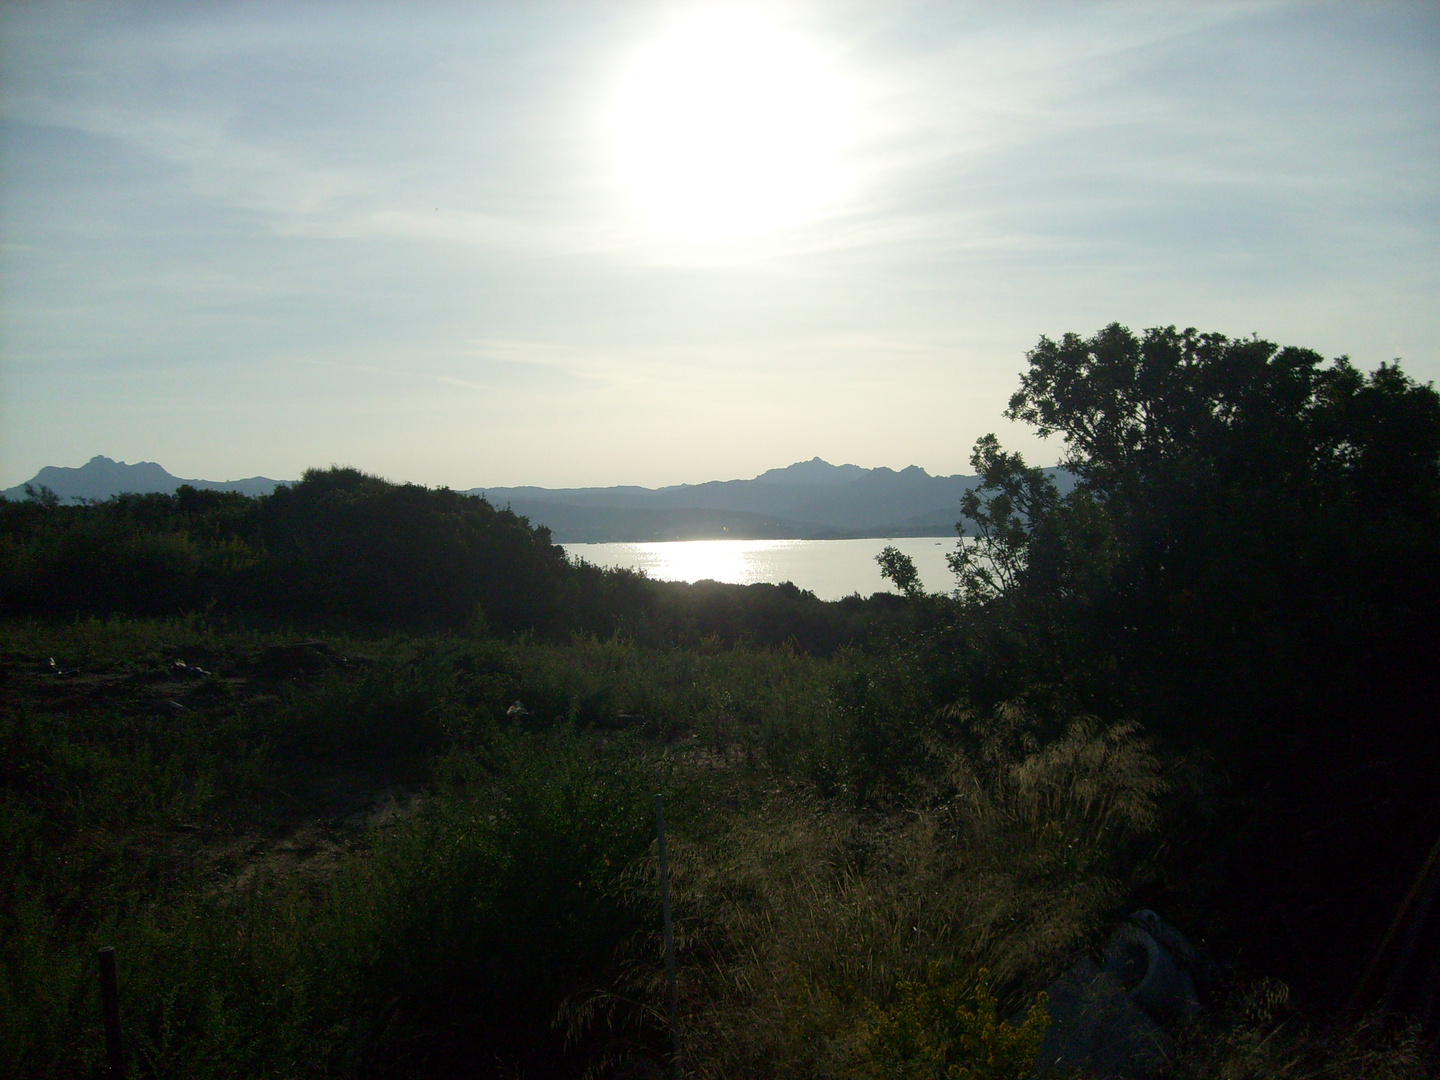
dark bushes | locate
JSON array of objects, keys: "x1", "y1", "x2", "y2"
[
  {"x1": 0, "y1": 470, "x2": 574, "y2": 634},
  {"x1": 944, "y1": 325, "x2": 1440, "y2": 1008},
  {"x1": 349, "y1": 735, "x2": 657, "y2": 1075},
  {"x1": 0, "y1": 470, "x2": 905, "y2": 650},
  {"x1": 255, "y1": 467, "x2": 571, "y2": 632}
]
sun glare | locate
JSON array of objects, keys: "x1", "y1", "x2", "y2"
[{"x1": 608, "y1": 7, "x2": 855, "y2": 244}]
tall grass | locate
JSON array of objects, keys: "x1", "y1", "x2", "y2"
[
  {"x1": 0, "y1": 618, "x2": 852, "y2": 1077},
  {"x1": 570, "y1": 702, "x2": 1167, "y2": 1078},
  {"x1": 7, "y1": 617, "x2": 1419, "y2": 1077},
  {"x1": 1166, "y1": 979, "x2": 1432, "y2": 1079},
  {"x1": 2, "y1": 731, "x2": 668, "y2": 1077}
]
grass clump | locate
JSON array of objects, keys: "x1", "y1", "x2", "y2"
[
  {"x1": 570, "y1": 701, "x2": 1166, "y2": 1079},
  {"x1": 851, "y1": 965, "x2": 1049, "y2": 1080},
  {"x1": 1165, "y1": 977, "x2": 1433, "y2": 1079}
]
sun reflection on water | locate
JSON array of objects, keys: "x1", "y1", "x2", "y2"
[
  {"x1": 634, "y1": 538, "x2": 807, "y2": 585},
  {"x1": 564, "y1": 537, "x2": 960, "y2": 601}
]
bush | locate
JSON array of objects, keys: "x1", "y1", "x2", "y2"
[
  {"x1": 580, "y1": 702, "x2": 1163, "y2": 1079},
  {"x1": 260, "y1": 654, "x2": 462, "y2": 773},
  {"x1": 851, "y1": 965, "x2": 1049, "y2": 1080},
  {"x1": 334, "y1": 731, "x2": 660, "y2": 1075}
]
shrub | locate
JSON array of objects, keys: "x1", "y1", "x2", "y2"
[
  {"x1": 260, "y1": 655, "x2": 461, "y2": 773},
  {"x1": 338, "y1": 731, "x2": 660, "y2": 1076},
  {"x1": 851, "y1": 965, "x2": 1049, "y2": 1080},
  {"x1": 584, "y1": 702, "x2": 1163, "y2": 1079}
]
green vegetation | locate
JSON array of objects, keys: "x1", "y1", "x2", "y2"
[
  {"x1": 2, "y1": 324, "x2": 1436, "y2": 1077},
  {"x1": 852, "y1": 966, "x2": 1050, "y2": 1080},
  {"x1": 0, "y1": 465, "x2": 896, "y2": 650},
  {"x1": 946, "y1": 326, "x2": 1440, "y2": 1005}
]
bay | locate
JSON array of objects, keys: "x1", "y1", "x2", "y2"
[{"x1": 562, "y1": 536, "x2": 962, "y2": 601}]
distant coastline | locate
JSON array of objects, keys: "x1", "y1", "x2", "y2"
[
  {"x1": 1, "y1": 455, "x2": 287, "y2": 503},
  {"x1": 2, "y1": 454, "x2": 1074, "y2": 544}
]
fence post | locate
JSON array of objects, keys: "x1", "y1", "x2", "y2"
[
  {"x1": 97, "y1": 946, "x2": 125, "y2": 1080},
  {"x1": 655, "y1": 794, "x2": 681, "y2": 1079}
]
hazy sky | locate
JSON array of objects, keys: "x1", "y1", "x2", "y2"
[{"x1": 2, "y1": 1, "x2": 1436, "y2": 489}]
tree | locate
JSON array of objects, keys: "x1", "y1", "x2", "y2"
[
  {"x1": 951, "y1": 322, "x2": 1440, "y2": 1005},
  {"x1": 257, "y1": 467, "x2": 572, "y2": 630},
  {"x1": 956, "y1": 326, "x2": 1440, "y2": 688},
  {"x1": 877, "y1": 545, "x2": 923, "y2": 599},
  {"x1": 947, "y1": 435, "x2": 1059, "y2": 602},
  {"x1": 23, "y1": 484, "x2": 60, "y2": 508}
]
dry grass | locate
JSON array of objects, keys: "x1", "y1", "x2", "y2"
[
  {"x1": 1167, "y1": 979, "x2": 1433, "y2": 1079},
  {"x1": 573, "y1": 702, "x2": 1167, "y2": 1078}
]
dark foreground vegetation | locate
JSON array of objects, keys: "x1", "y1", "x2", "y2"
[{"x1": 3, "y1": 325, "x2": 1437, "y2": 1078}]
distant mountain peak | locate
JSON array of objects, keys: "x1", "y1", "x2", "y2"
[
  {"x1": 2, "y1": 456, "x2": 288, "y2": 502},
  {"x1": 754, "y1": 457, "x2": 868, "y2": 486}
]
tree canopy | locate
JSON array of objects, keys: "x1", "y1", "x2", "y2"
[
  {"x1": 946, "y1": 323, "x2": 1440, "y2": 1002},
  {"x1": 953, "y1": 324, "x2": 1440, "y2": 717}
]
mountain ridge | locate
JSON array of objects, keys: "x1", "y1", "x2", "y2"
[
  {"x1": 470, "y1": 457, "x2": 1076, "y2": 541},
  {"x1": 4, "y1": 455, "x2": 1073, "y2": 542},
  {"x1": 1, "y1": 456, "x2": 288, "y2": 502}
]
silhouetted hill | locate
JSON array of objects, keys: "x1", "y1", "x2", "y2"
[
  {"x1": 2, "y1": 456, "x2": 288, "y2": 502},
  {"x1": 475, "y1": 458, "x2": 1075, "y2": 542},
  {"x1": 753, "y1": 456, "x2": 869, "y2": 486},
  {"x1": 3, "y1": 455, "x2": 1073, "y2": 541}
]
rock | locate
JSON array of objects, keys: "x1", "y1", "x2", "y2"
[
  {"x1": 1036, "y1": 958, "x2": 1173, "y2": 1078},
  {"x1": 1034, "y1": 912, "x2": 1203, "y2": 1078},
  {"x1": 1104, "y1": 916, "x2": 1201, "y2": 1023}
]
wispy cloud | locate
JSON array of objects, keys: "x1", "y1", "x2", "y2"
[{"x1": 2, "y1": 0, "x2": 1435, "y2": 489}]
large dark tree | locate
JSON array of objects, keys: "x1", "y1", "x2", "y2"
[
  {"x1": 256, "y1": 467, "x2": 571, "y2": 631},
  {"x1": 0, "y1": 468, "x2": 576, "y2": 632},
  {"x1": 951, "y1": 324, "x2": 1440, "y2": 1008}
]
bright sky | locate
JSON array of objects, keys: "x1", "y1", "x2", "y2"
[{"x1": 2, "y1": 1, "x2": 1436, "y2": 489}]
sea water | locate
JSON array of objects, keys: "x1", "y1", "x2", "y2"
[{"x1": 562, "y1": 536, "x2": 964, "y2": 602}]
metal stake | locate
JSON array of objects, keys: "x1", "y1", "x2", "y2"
[
  {"x1": 97, "y1": 946, "x2": 125, "y2": 1080},
  {"x1": 656, "y1": 794, "x2": 681, "y2": 1078}
]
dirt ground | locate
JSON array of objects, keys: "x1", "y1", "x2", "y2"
[{"x1": 2, "y1": 642, "x2": 424, "y2": 893}]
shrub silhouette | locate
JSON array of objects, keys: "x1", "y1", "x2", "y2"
[
  {"x1": 256, "y1": 467, "x2": 571, "y2": 631},
  {"x1": 852, "y1": 965, "x2": 1049, "y2": 1080}
]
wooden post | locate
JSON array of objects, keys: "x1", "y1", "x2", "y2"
[
  {"x1": 655, "y1": 794, "x2": 681, "y2": 1079},
  {"x1": 97, "y1": 946, "x2": 125, "y2": 1080},
  {"x1": 1346, "y1": 830, "x2": 1440, "y2": 1021}
]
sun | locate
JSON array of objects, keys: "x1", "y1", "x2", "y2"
[{"x1": 608, "y1": 7, "x2": 855, "y2": 244}]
